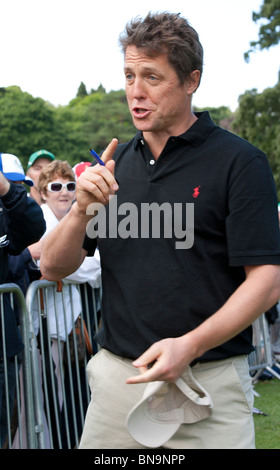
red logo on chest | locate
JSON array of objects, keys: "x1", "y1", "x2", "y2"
[{"x1": 193, "y1": 186, "x2": 201, "y2": 198}]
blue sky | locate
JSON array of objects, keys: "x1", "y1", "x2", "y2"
[{"x1": 1, "y1": 0, "x2": 279, "y2": 111}]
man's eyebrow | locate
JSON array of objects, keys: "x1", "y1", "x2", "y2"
[{"x1": 124, "y1": 64, "x2": 159, "y2": 74}]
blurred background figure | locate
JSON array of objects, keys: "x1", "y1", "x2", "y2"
[
  {"x1": 26, "y1": 149, "x2": 55, "y2": 205},
  {"x1": 72, "y1": 162, "x2": 91, "y2": 180}
]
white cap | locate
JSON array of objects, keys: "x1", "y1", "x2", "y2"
[
  {"x1": 0, "y1": 153, "x2": 33, "y2": 186},
  {"x1": 126, "y1": 366, "x2": 213, "y2": 448}
]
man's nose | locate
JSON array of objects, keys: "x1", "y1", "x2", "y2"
[{"x1": 131, "y1": 77, "x2": 147, "y2": 99}]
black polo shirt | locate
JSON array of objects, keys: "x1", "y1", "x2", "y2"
[{"x1": 84, "y1": 112, "x2": 280, "y2": 362}]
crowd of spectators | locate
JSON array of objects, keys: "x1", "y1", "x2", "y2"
[{"x1": 0, "y1": 150, "x2": 101, "y2": 448}]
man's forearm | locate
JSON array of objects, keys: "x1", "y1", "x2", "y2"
[
  {"x1": 40, "y1": 202, "x2": 89, "y2": 280},
  {"x1": 189, "y1": 264, "x2": 280, "y2": 360},
  {"x1": 127, "y1": 264, "x2": 280, "y2": 384}
]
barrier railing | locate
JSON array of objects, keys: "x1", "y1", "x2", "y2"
[
  {"x1": 248, "y1": 313, "x2": 280, "y2": 382},
  {"x1": 0, "y1": 283, "x2": 36, "y2": 449},
  {"x1": 24, "y1": 279, "x2": 101, "y2": 449},
  {"x1": 1, "y1": 280, "x2": 280, "y2": 448},
  {"x1": 1, "y1": 280, "x2": 101, "y2": 449}
]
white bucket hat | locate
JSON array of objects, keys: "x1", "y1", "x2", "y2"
[{"x1": 126, "y1": 367, "x2": 213, "y2": 448}]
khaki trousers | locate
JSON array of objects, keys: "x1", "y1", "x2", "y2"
[{"x1": 79, "y1": 349, "x2": 255, "y2": 449}]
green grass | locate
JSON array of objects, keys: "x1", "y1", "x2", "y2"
[{"x1": 253, "y1": 377, "x2": 280, "y2": 449}]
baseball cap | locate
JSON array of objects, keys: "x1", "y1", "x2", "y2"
[
  {"x1": 27, "y1": 149, "x2": 55, "y2": 169},
  {"x1": 126, "y1": 367, "x2": 213, "y2": 448},
  {"x1": 0, "y1": 153, "x2": 33, "y2": 186},
  {"x1": 72, "y1": 161, "x2": 91, "y2": 179}
]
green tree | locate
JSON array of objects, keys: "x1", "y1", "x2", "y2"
[
  {"x1": 245, "y1": 0, "x2": 280, "y2": 61},
  {"x1": 193, "y1": 105, "x2": 234, "y2": 128},
  {"x1": 233, "y1": 82, "x2": 280, "y2": 194},
  {"x1": 90, "y1": 84, "x2": 106, "y2": 94},
  {"x1": 239, "y1": 0, "x2": 280, "y2": 195},
  {"x1": 64, "y1": 89, "x2": 135, "y2": 156},
  {"x1": 0, "y1": 86, "x2": 62, "y2": 168},
  {"x1": 0, "y1": 85, "x2": 239, "y2": 174},
  {"x1": 76, "y1": 81, "x2": 88, "y2": 98}
]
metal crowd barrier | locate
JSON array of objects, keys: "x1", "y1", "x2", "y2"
[
  {"x1": 2, "y1": 280, "x2": 280, "y2": 448},
  {"x1": 0, "y1": 283, "x2": 35, "y2": 449},
  {"x1": 24, "y1": 279, "x2": 101, "y2": 449},
  {"x1": 1, "y1": 280, "x2": 101, "y2": 449},
  {"x1": 248, "y1": 313, "x2": 280, "y2": 383}
]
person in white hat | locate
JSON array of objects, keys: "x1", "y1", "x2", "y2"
[
  {"x1": 0, "y1": 153, "x2": 34, "y2": 187},
  {"x1": 1, "y1": 152, "x2": 41, "y2": 293},
  {"x1": 0, "y1": 161, "x2": 45, "y2": 447},
  {"x1": 40, "y1": 12, "x2": 280, "y2": 449}
]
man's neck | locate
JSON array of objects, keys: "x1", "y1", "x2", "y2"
[{"x1": 143, "y1": 112, "x2": 198, "y2": 160}]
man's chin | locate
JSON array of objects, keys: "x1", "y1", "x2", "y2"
[{"x1": 133, "y1": 120, "x2": 153, "y2": 133}]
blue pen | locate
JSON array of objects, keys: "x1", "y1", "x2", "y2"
[{"x1": 89, "y1": 148, "x2": 105, "y2": 166}]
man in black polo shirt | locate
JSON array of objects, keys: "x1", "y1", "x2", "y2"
[{"x1": 40, "y1": 12, "x2": 280, "y2": 449}]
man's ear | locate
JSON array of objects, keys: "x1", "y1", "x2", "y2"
[{"x1": 186, "y1": 70, "x2": 201, "y2": 94}]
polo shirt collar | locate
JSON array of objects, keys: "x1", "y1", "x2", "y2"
[{"x1": 134, "y1": 111, "x2": 216, "y2": 149}]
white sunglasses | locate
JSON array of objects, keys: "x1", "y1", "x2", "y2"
[{"x1": 47, "y1": 181, "x2": 76, "y2": 192}]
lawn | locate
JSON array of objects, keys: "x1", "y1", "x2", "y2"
[{"x1": 253, "y1": 377, "x2": 280, "y2": 449}]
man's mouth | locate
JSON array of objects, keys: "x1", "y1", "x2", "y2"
[{"x1": 133, "y1": 107, "x2": 151, "y2": 118}]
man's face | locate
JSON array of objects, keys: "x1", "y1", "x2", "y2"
[
  {"x1": 124, "y1": 45, "x2": 197, "y2": 138},
  {"x1": 27, "y1": 157, "x2": 52, "y2": 188}
]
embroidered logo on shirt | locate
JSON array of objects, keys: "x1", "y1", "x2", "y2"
[
  {"x1": 0, "y1": 234, "x2": 9, "y2": 248},
  {"x1": 193, "y1": 186, "x2": 201, "y2": 198}
]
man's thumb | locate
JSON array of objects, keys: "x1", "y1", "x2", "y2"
[{"x1": 105, "y1": 159, "x2": 116, "y2": 176}]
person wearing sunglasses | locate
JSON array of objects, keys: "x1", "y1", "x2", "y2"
[
  {"x1": 33, "y1": 160, "x2": 92, "y2": 337},
  {"x1": 38, "y1": 161, "x2": 76, "y2": 224},
  {"x1": 30, "y1": 160, "x2": 101, "y2": 447}
]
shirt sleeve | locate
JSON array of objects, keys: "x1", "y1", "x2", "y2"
[
  {"x1": 226, "y1": 152, "x2": 280, "y2": 266},
  {"x1": 1, "y1": 183, "x2": 46, "y2": 255},
  {"x1": 83, "y1": 233, "x2": 97, "y2": 256}
]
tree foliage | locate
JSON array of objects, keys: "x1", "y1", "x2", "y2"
[
  {"x1": 193, "y1": 105, "x2": 233, "y2": 127},
  {"x1": 0, "y1": 85, "x2": 135, "y2": 169},
  {"x1": 0, "y1": 84, "x2": 234, "y2": 171},
  {"x1": 0, "y1": 86, "x2": 64, "y2": 167},
  {"x1": 241, "y1": 0, "x2": 280, "y2": 195},
  {"x1": 76, "y1": 81, "x2": 88, "y2": 98},
  {"x1": 233, "y1": 82, "x2": 280, "y2": 194},
  {"x1": 1, "y1": 78, "x2": 280, "y2": 197},
  {"x1": 245, "y1": 0, "x2": 280, "y2": 61}
]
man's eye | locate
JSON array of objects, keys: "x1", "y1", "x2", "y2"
[{"x1": 149, "y1": 76, "x2": 158, "y2": 82}]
